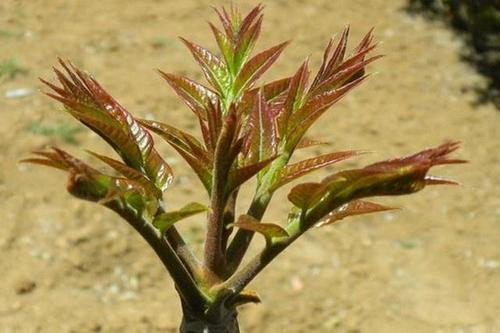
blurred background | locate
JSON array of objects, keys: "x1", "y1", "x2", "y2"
[{"x1": 1, "y1": 0, "x2": 498, "y2": 332}]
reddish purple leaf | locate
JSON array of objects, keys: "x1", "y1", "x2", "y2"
[
  {"x1": 365, "y1": 141, "x2": 466, "y2": 171},
  {"x1": 297, "y1": 142, "x2": 465, "y2": 224},
  {"x1": 296, "y1": 137, "x2": 328, "y2": 150},
  {"x1": 354, "y1": 27, "x2": 375, "y2": 53},
  {"x1": 23, "y1": 148, "x2": 157, "y2": 216},
  {"x1": 233, "y1": 41, "x2": 289, "y2": 96},
  {"x1": 242, "y1": 90, "x2": 279, "y2": 164},
  {"x1": 237, "y1": 4, "x2": 264, "y2": 38},
  {"x1": 138, "y1": 119, "x2": 210, "y2": 163},
  {"x1": 138, "y1": 119, "x2": 213, "y2": 191},
  {"x1": 41, "y1": 60, "x2": 173, "y2": 191},
  {"x1": 227, "y1": 156, "x2": 277, "y2": 196},
  {"x1": 204, "y1": 99, "x2": 223, "y2": 154},
  {"x1": 158, "y1": 71, "x2": 218, "y2": 120},
  {"x1": 309, "y1": 55, "x2": 380, "y2": 98},
  {"x1": 322, "y1": 26, "x2": 350, "y2": 80},
  {"x1": 287, "y1": 75, "x2": 368, "y2": 147},
  {"x1": 87, "y1": 150, "x2": 162, "y2": 199},
  {"x1": 239, "y1": 77, "x2": 291, "y2": 118},
  {"x1": 261, "y1": 77, "x2": 293, "y2": 102},
  {"x1": 272, "y1": 150, "x2": 361, "y2": 190},
  {"x1": 316, "y1": 200, "x2": 396, "y2": 227},
  {"x1": 213, "y1": 6, "x2": 235, "y2": 40},
  {"x1": 231, "y1": 215, "x2": 288, "y2": 241}
]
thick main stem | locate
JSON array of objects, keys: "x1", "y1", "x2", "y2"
[
  {"x1": 180, "y1": 308, "x2": 240, "y2": 333},
  {"x1": 180, "y1": 297, "x2": 239, "y2": 333},
  {"x1": 204, "y1": 112, "x2": 235, "y2": 276}
]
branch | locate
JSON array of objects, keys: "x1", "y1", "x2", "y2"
[
  {"x1": 224, "y1": 191, "x2": 271, "y2": 274},
  {"x1": 218, "y1": 234, "x2": 294, "y2": 300},
  {"x1": 109, "y1": 202, "x2": 208, "y2": 314},
  {"x1": 218, "y1": 210, "x2": 306, "y2": 299},
  {"x1": 225, "y1": 153, "x2": 290, "y2": 274}
]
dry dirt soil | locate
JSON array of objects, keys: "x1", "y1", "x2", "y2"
[{"x1": 1, "y1": 0, "x2": 499, "y2": 332}]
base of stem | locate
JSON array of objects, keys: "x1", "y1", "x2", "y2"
[{"x1": 180, "y1": 310, "x2": 240, "y2": 333}]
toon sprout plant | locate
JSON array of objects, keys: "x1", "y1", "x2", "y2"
[{"x1": 23, "y1": 4, "x2": 465, "y2": 333}]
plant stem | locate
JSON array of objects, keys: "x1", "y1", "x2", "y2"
[
  {"x1": 108, "y1": 202, "x2": 208, "y2": 313},
  {"x1": 220, "y1": 211, "x2": 306, "y2": 298},
  {"x1": 180, "y1": 299, "x2": 240, "y2": 333},
  {"x1": 221, "y1": 191, "x2": 238, "y2": 252},
  {"x1": 225, "y1": 152, "x2": 291, "y2": 273},
  {"x1": 222, "y1": 193, "x2": 355, "y2": 296},
  {"x1": 225, "y1": 192, "x2": 270, "y2": 274},
  {"x1": 204, "y1": 115, "x2": 235, "y2": 276},
  {"x1": 162, "y1": 213, "x2": 201, "y2": 274}
]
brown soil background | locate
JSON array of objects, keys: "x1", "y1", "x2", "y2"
[{"x1": 1, "y1": 0, "x2": 499, "y2": 332}]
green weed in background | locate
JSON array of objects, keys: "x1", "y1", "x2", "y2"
[
  {"x1": 0, "y1": 29, "x2": 23, "y2": 39},
  {"x1": 29, "y1": 122, "x2": 83, "y2": 145},
  {"x1": 0, "y1": 58, "x2": 27, "y2": 80}
]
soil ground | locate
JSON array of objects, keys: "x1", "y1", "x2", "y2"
[{"x1": 1, "y1": 0, "x2": 499, "y2": 332}]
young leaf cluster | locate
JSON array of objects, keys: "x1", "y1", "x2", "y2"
[{"x1": 23, "y1": 4, "x2": 464, "y2": 321}]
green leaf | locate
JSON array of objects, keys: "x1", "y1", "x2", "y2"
[
  {"x1": 209, "y1": 22, "x2": 234, "y2": 73},
  {"x1": 180, "y1": 38, "x2": 230, "y2": 95},
  {"x1": 153, "y1": 202, "x2": 208, "y2": 233},
  {"x1": 211, "y1": 4, "x2": 264, "y2": 74},
  {"x1": 278, "y1": 59, "x2": 310, "y2": 136},
  {"x1": 230, "y1": 215, "x2": 288, "y2": 243},
  {"x1": 233, "y1": 14, "x2": 263, "y2": 71},
  {"x1": 315, "y1": 200, "x2": 396, "y2": 227},
  {"x1": 287, "y1": 182, "x2": 328, "y2": 209}
]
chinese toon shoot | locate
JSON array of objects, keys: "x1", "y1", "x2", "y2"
[{"x1": 23, "y1": 4, "x2": 465, "y2": 333}]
